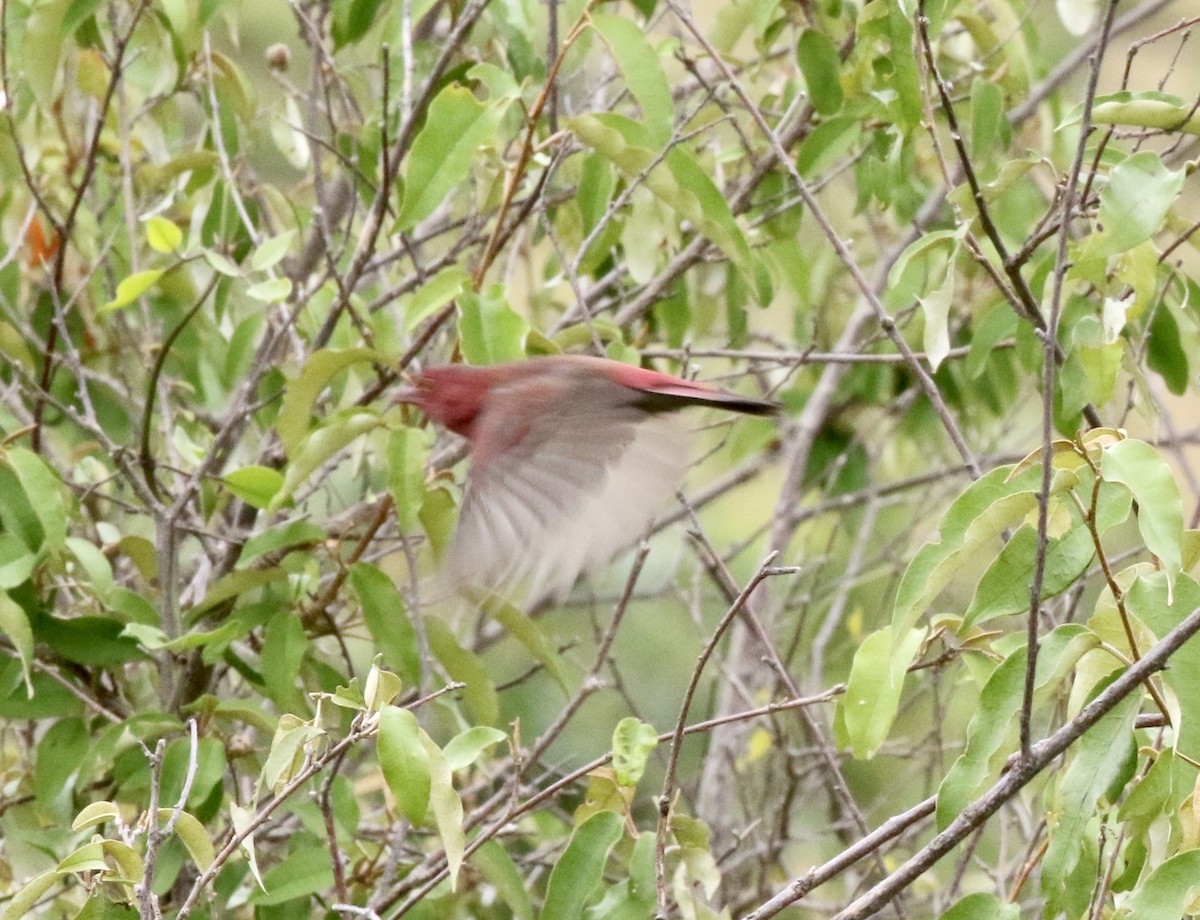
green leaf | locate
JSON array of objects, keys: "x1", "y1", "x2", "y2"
[
  {"x1": 1041, "y1": 672, "x2": 1139, "y2": 914},
  {"x1": 203, "y1": 249, "x2": 242, "y2": 276},
  {"x1": 100, "y1": 839, "x2": 143, "y2": 885},
  {"x1": 1118, "y1": 746, "x2": 1184, "y2": 833},
  {"x1": 223, "y1": 465, "x2": 285, "y2": 509},
  {"x1": 796, "y1": 29, "x2": 844, "y2": 115},
  {"x1": 406, "y1": 266, "x2": 469, "y2": 332},
  {"x1": 72, "y1": 800, "x2": 120, "y2": 831},
  {"x1": 893, "y1": 465, "x2": 1040, "y2": 640},
  {"x1": 387, "y1": 427, "x2": 431, "y2": 533},
  {"x1": 186, "y1": 568, "x2": 287, "y2": 620},
  {"x1": 936, "y1": 645, "x2": 1024, "y2": 830},
  {"x1": 261, "y1": 718, "x2": 322, "y2": 791},
  {"x1": 840, "y1": 626, "x2": 924, "y2": 759},
  {"x1": 611, "y1": 717, "x2": 658, "y2": 787},
  {"x1": 22, "y1": 0, "x2": 70, "y2": 112},
  {"x1": 31, "y1": 610, "x2": 145, "y2": 667},
  {"x1": 939, "y1": 892, "x2": 1020, "y2": 920},
  {"x1": 334, "y1": 0, "x2": 387, "y2": 47},
  {"x1": 0, "y1": 871, "x2": 58, "y2": 920},
  {"x1": 349, "y1": 563, "x2": 421, "y2": 687},
  {"x1": 146, "y1": 216, "x2": 183, "y2": 253},
  {"x1": 1147, "y1": 301, "x2": 1189, "y2": 395},
  {"x1": 378, "y1": 705, "x2": 431, "y2": 825},
  {"x1": 1112, "y1": 848, "x2": 1200, "y2": 918},
  {"x1": 57, "y1": 841, "x2": 108, "y2": 875},
  {"x1": 272, "y1": 410, "x2": 382, "y2": 510},
  {"x1": 484, "y1": 596, "x2": 574, "y2": 692},
  {"x1": 261, "y1": 612, "x2": 308, "y2": 709},
  {"x1": 277, "y1": 348, "x2": 381, "y2": 455},
  {"x1": 937, "y1": 625, "x2": 1099, "y2": 828},
  {"x1": 1090, "y1": 91, "x2": 1200, "y2": 136},
  {"x1": 471, "y1": 840, "x2": 535, "y2": 920},
  {"x1": 396, "y1": 85, "x2": 506, "y2": 231},
  {"x1": 421, "y1": 729, "x2": 466, "y2": 889},
  {"x1": 443, "y1": 726, "x2": 507, "y2": 771},
  {"x1": 426, "y1": 617, "x2": 499, "y2": 726},
  {"x1": 245, "y1": 277, "x2": 293, "y2": 303},
  {"x1": 0, "y1": 592, "x2": 33, "y2": 696},
  {"x1": 238, "y1": 521, "x2": 326, "y2": 567},
  {"x1": 4, "y1": 446, "x2": 69, "y2": 552},
  {"x1": 887, "y1": 229, "x2": 959, "y2": 299},
  {"x1": 457, "y1": 287, "x2": 529, "y2": 365},
  {"x1": 249, "y1": 841, "x2": 336, "y2": 905},
  {"x1": 34, "y1": 717, "x2": 88, "y2": 820},
  {"x1": 66, "y1": 536, "x2": 114, "y2": 603},
  {"x1": 539, "y1": 811, "x2": 624, "y2": 920},
  {"x1": 230, "y1": 803, "x2": 265, "y2": 891},
  {"x1": 363, "y1": 660, "x2": 404, "y2": 711},
  {"x1": 1126, "y1": 572, "x2": 1200, "y2": 763},
  {"x1": 963, "y1": 520, "x2": 1097, "y2": 626},
  {"x1": 588, "y1": 832, "x2": 657, "y2": 919},
  {"x1": 160, "y1": 809, "x2": 215, "y2": 872},
  {"x1": 568, "y1": 113, "x2": 768, "y2": 304},
  {"x1": 592, "y1": 13, "x2": 674, "y2": 144},
  {"x1": 1081, "y1": 151, "x2": 1185, "y2": 260},
  {"x1": 102, "y1": 269, "x2": 164, "y2": 312},
  {"x1": 419, "y1": 486, "x2": 458, "y2": 561},
  {"x1": 1101, "y1": 439, "x2": 1183, "y2": 598},
  {"x1": 969, "y1": 78, "x2": 1007, "y2": 160},
  {"x1": 797, "y1": 116, "x2": 860, "y2": 179},
  {"x1": 250, "y1": 230, "x2": 296, "y2": 272},
  {"x1": 0, "y1": 534, "x2": 36, "y2": 589}
]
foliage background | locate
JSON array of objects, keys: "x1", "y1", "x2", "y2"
[{"x1": 2, "y1": 0, "x2": 1200, "y2": 916}]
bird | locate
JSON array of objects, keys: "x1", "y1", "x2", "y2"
[{"x1": 394, "y1": 355, "x2": 778, "y2": 604}]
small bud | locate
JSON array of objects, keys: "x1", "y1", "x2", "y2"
[{"x1": 266, "y1": 43, "x2": 291, "y2": 70}]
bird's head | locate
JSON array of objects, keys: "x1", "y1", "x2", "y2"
[{"x1": 393, "y1": 365, "x2": 493, "y2": 438}]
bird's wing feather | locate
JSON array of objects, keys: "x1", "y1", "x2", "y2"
[{"x1": 443, "y1": 374, "x2": 689, "y2": 603}]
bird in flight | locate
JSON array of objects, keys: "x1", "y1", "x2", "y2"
[{"x1": 396, "y1": 355, "x2": 778, "y2": 604}]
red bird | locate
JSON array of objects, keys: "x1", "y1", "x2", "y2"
[{"x1": 396, "y1": 355, "x2": 777, "y2": 603}]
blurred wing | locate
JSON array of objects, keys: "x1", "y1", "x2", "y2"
[{"x1": 444, "y1": 378, "x2": 688, "y2": 603}]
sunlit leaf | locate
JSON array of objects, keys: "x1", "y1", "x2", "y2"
[
  {"x1": 379, "y1": 705, "x2": 431, "y2": 825},
  {"x1": 421, "y1": 730, "x2": 466, "y2": 889},
  {"x1": 840, "y1": 626, "x2": 923, "y2": 759},
  {"x1": 223, "y1": 465, "x2": 285, "y2": 510},
  {"x1": 443, "y1": 726, "x2": 507, "y2": 772},
  {"x1": 72, "y1": 801, "x2": 120, "y2": 831},
  {"x1": 1079, "y1": 151, "x2": 1185, "y2": 260},
  {"x1": 246, "y1": 277, "x2": 293, "y2": 303},
  {"x1": 102, "y1": 269, "x2": 164, "y2": 312},
  {"x1": 611, "y1": 717, "x2": 658, "y2": 787},
  {"x1": 146, "y1": 216, "x2": 183, "y2": 253},
  {"x1": 1101, "y1": 439, "x2": 1184, "y2": 598},
  {"x1": 251, "y1": 230, "x2": 296, "y2": 272}
]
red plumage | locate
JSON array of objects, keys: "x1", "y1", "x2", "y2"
[{"x1": 396, "y1": 355, "x2": 777, "y2": 602}]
